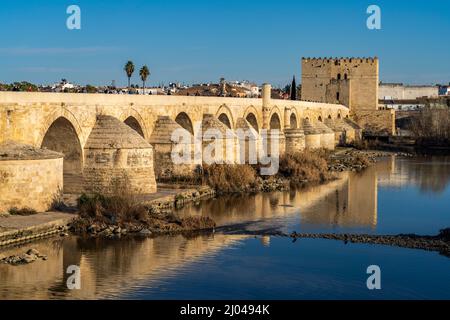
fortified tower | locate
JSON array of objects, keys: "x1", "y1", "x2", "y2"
[{"x1": 301, "y1": 57, "x2": 379, "y2": 112}]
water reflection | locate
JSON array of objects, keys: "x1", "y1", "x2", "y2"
[
  {"x1": 177, "y1": 164, "x2": 380, "y2": 230},
  {"x1": 1, "y1": 156, "x2": 450, "y2": 300},
  {"x1": 378, "y1": 156, "x2": 450, "y2": 194},
  {"x1": 0, "y1": 234, "x2": 247, "y2": 300},
  {"x1": 177, "y1": 155, "x2": 450, "y2": 232}
]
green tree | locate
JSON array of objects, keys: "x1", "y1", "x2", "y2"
[
  {"x1": 12, "y1": 81, "x2": 38, "y2": 92},
  {"x1": 139, "y1": 65, "x2": 150, "y2": 93},
  {"x1": 85, "y1": 85, "x2": 97, "y2": 94},
  {"x1": 290, "y1": 76, "x2": 297, "y2": 100},
  {"x1": 124, "y1": 61, "x2": 135, "y2": 88}
]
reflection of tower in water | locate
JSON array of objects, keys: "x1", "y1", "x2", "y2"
[
  {"x1": 347, "y1": 167, "x2": 378, "y2": 229},
  {"x1": 291, "y1": 166, "x2": 379, "y2": 229}
]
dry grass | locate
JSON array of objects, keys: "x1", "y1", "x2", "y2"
[
  {"x1": 159, "y1": 165, "x2": 204, "y2": 185},
  {"x1": 72, "y1": 176, "x2": 217, "y2": 235},
  {"x1": 77, "y1": 177, "x2": 148, "y2": 225},
  {"x1": 8, "y1": 207, "x2": 38, "y2": 216},
  {"x1": 180, "y1": 216, "x2": 216, "y2": 231},
  {"x1": 278, "y1": 150, "x2": 334, "y2": 184},
  {"x1": 77, "y1": 193, "x2": 149, "y2": 224},
  {"x1": 203, "y1": 164, "x2": 257, "y2": 193}
]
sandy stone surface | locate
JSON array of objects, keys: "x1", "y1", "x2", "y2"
[{"x1": 0, "y1": 212, "x2": 75, "y2": 232}]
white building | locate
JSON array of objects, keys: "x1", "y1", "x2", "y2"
[
  {"x1": 51, "y1": 79, "x2": 77, "y2": 92},
  {"x1": 379, "y1": 100, "x2": 425, "y2": 111},
  {"x1": 136, "y1": 87, "x2": 165, "y2": 95},
  {"x1": 379, "y1": 83, "x2": 439, "y2": 100}
]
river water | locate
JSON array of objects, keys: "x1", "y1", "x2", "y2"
[{"x1": 1, "y1": 156, "x2": 449, "y2": 299}]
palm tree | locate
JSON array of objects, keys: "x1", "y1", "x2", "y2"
[
  {"x1": 124, "y1": 61, "x2": 135, "y2": 88},
  {"x1": 139, "y1": 65, "x2": 150, "y2": 94}
]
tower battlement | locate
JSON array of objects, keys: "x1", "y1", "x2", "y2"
[{"x1": 302, "y1": 57, "x2": 378, "y2": 62}]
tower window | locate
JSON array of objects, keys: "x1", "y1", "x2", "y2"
[
  {"x1": 337, "y1": 73, "x2": 341, "y2": 80},
  {"x1": 344, "y1": 74, "x2": 348, "y2": 80},
  {"x1": 336, "y1": 92, "x2": 340, "y2": 101}
]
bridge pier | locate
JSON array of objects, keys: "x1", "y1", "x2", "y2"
[
  {"x1": 82, "y1": 116, "x2": 157, "y2": 195},
  {"x1": 0, "y1": 141, "x2": 63, "y2": 214}
]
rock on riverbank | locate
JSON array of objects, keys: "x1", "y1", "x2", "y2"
[
  {"x1": 1, "y1": 248, "x2": 48, "y2": 266},
  {"x1": 69, "y1": 207, "x2": 216, "y2": 238},
  {"x1": 327, "y1": 149, "x2": 413, "y2": 172},
  {"x1": 290, "y1": 228, "x2": 450, "y2": 257}
]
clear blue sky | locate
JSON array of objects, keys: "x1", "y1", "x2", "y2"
[{"x1": 0, "y1": 0, "x2": 448, "y2": 87}]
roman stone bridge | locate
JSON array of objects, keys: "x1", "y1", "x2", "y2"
[
  {"x1": 0, "y1": 85, "x2": 348, "y2": 148},
  {"x1": 0, "y1": 85, "x2": 350, "y2": 212}
]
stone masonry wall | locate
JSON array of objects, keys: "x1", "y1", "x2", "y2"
[
  {"x1": 302, "y1": 57, "x2": 379, "y2": 111},
  {"x1": 83, "y1": 148, "x2": 156, "y2": 195},
  {"x1": 352, "y1": 110, "x2": 396, "y2": 136},
  {"x1": 0, "y1": 158, "x2": 63, "y2": 213}
]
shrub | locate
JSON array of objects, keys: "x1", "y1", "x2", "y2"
[
  {"x1": 409, "y1": 108, "x2": 450, "y2": 145},
  {"x1": 352, "y1": 153, "x2": 371, "y2": 167},
  {"x1": 203, "y1": 164, "x2": 257, "y2": 193},
  {"x1": 77, "y1": 193, "x2": 149, "y2": 224},
  {"x1": 9, "y1": 207, "x2": 38, "y2": 216},
  {"x1": 77, "y1": 178, "x2": 149, "y2": 224},
  {"x1": 278, "y1": 150, "x2": 334, "y2": 184}
]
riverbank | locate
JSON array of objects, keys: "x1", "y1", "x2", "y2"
[
  {"x1": 0, "y1": 148, "x2": 405, "y2": 247},
  {"x1": 0, "y1": 212, "x2": 73, "y2": 247}
]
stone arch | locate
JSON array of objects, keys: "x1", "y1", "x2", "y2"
[
  {"x1": 124, "y1": 116, "x2": 145, "y2": 138},
  {"x1": 328, "y1": 115, "x2": 332, "y2": 119},
  {"x1": 245, "y1": 113, "x2": 259, "y2": 132},
  {"x1": 41, "y1": 116, "x2": 83, "y2": 194},
  {"x1": 318, "y1": 116, "x2": 323, "y2": 122},
  {"x1": 243, "y1": 105, "x2": 260, "y2": 132},
  {"x1": 119, "y1": 108, "x2": 149, "y2": 140},
  {"x1": 303, "y1": 108, "x2": 313, "y2": 121},
  {"x1": 38, "y1": 108, "x2": 83, "y2": 148},
  {"x1": 337, "y1": 113, "x2": 342, "y2": 119},
  {"x1": 269, "y1": 107, "x2": 283, "y2": 130},
  {"x1": 216, "y1": 105, "x2": 235, "y2": 129},
  {"x1": 269, "y1": 113, "x2": 282, "y2": 130},
  {"x1": 218, "y1": 113, "x2": 232, "y2": 129},
  {"x1": 290, "y1": 112, "x2": 298, "y2": 129},
  {"x1": 175, "y1": 112, "x2": 194, "y2": 136}
]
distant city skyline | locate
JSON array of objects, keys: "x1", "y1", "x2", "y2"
[{"x1": 0, "y1": 0, "x2": 449, "y2": 87}]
